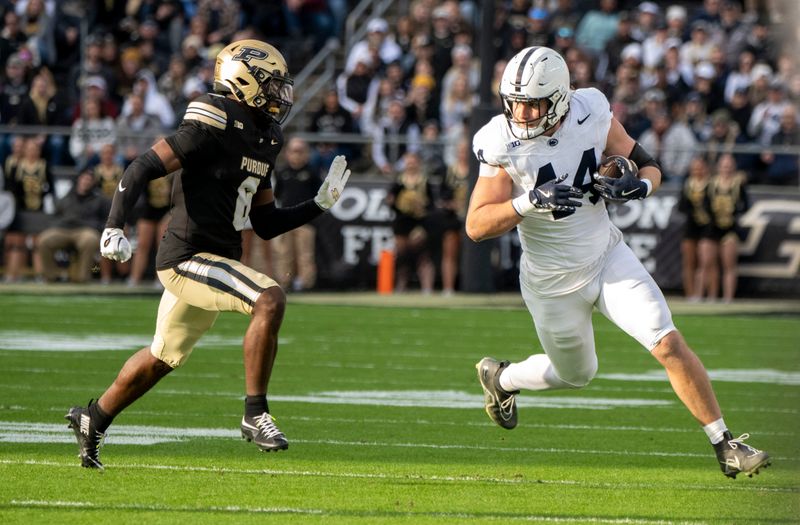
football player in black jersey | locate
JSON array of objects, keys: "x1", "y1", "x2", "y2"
[{"x1": 65, "y1": 40, "x2": 351, "y2": 469}]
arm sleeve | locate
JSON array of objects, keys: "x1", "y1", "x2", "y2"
[
  {"x1": 249, "y1": 200, "x2": 324, "y2": 240},
  {"x1": 106, "y1": 149, "x2": 167, "y2": 228}
]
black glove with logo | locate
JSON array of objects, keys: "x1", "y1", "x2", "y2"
[
  {"x1": 529, "y1": 175, "x2": 584, "y2": 213},
  {"x1": 592, "y1": 155, "x2": 649, "y2": 203}
]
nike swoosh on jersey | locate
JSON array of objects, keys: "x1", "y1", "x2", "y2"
[
  {"x1": 271, "y1": 139, "x2": 279, "y2": 145},
  {"x1": 118, "y1": 181, "x2": 127, "y2": 192},
  {"x1": 577, "y1": 114, "x2": 591, "y2": 125}
]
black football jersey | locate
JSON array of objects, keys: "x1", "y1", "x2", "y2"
[{"x1": 157, "y1": 93, "x2": 283, "y2": 269}]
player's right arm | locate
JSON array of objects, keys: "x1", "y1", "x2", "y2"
[
  {"x1": 465, "y1": 164, "x2": 521, "y2": 242},
  {"x1": 101, "y1": 140, "x2": 179, "y2": 262}
]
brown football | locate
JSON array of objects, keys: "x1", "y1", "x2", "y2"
[{"x1": 598, "y1": 155, "x2": 639, "y2": 179}]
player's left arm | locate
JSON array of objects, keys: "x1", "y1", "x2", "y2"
[
  {"x1": 249, "y1": 155, "x2": 351, "y2": 240},
  {"x1": 596, "y1": 118, "x2": 663, "y2": 201}
]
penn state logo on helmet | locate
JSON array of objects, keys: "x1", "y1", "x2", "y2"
[
  {"x1": 499, "y1": 46, "x2": 571, "y2": 140},
  {"x1": 215, "y1": 39, "x2": 294, "y2": 124}
]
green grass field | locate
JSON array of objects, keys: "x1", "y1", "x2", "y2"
[{"x1": 1, "y1": 293, "x2": 798, "y2": 524}]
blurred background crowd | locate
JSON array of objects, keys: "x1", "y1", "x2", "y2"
[{"x1": 0, "y1": 0, "x2": 798, "y2": 299}]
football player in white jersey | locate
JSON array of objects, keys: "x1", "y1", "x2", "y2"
[{"x1": 469, "y1": 47, "x2": 769, "y2": 479}]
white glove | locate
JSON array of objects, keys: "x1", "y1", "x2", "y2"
[
  {"x1": 100, "y1": 228, "x2": 132, "y2": 262},
  {"x1": 314, "y1": 155, "x2": 351, "y2": 210}
]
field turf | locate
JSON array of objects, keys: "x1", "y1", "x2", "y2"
[{"x1": 0, "y1": 293, "x2": 798, "y2": 524}]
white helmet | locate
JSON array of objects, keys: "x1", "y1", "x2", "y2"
[{"x1": 499, "y1": 46, "x2": 571, "y2": 139}]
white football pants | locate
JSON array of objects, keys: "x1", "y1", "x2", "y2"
[{"x1": 502, "y1": 241, "x2": 676, "y2": 392}]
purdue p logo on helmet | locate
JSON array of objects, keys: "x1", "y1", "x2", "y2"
[{"x1": 215, "y1": 39, "x2": 294, "y2": 124}]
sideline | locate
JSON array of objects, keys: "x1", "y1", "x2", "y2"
[{"x1": 2, "y1": 283, "x2": 800, "y2": 315}]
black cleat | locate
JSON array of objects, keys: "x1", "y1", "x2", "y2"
[
  {"x1": 714, "y1": 432, "x2": 771, "y2": 479},
  {"x1": 65, "y1": 405, "x2": 105, "y2": 470},
  {"x1": 241, "y1": 413, "x2": 288, "y2": 452},
  {"x1": 476, "y1": 357, "x2": 519, "y2": 429}
]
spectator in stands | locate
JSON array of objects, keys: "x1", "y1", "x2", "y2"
[
  {"x1": 51, "y1": 15, "x2": 80, "y2": 80},
  {"x1": 18, "y1": 0, "x2": 55, "y2": 66},
  {"x1": 548, "y1": 0, "x2": 580, "y2": 38},
  {"x1": 699, "y1": 153, "x2": 749, "y2": 303},
  {"x1": 551, "y1": 26, "x2": 576, "y2": 57},
  {"x1": 748, "y1": 79, "x2": 792, "y2": 146},
  {"x1": 678, "y1": 156, "x2": 712, "y2": 300},
  {"x1": 724, "y1": 49, "x2": 755, "y2": 104},
  {"x1": 681, "y1": 21, "x2": 715, "y2": 71},
  {"x1": 271, "y1": 137, "x2": 321, "y2": 291},
  {"x1": 196, "y1": 0, "x2": 240, "y2": 46},
  {"x1": 67, "y1": 33, "x2": 115, "y2": 107},
  {"x1": 93, "y1": 143, "x2": 124, "y2": 200},
  {"x1": 371, "y1": 98, "x2": 420, "y2": 176},
  {"x1": 2, "y1": 137, "x2": 51, "y2": 283},
  {"x1": 405, "y1": 75, "x2": 438, "y2": 128},
  {"x1": 16, "y1": 67, "x2": 68, "y2": 165},
  {"x1": 440, "y1": 43, "x2": 479, "y2": 98},
  {"x1": 665, "y1": 4, "x2": 688, "y2": 40},
  {"x1": 308, "y1": 88, "x2": 359, "y2": 170},
  {"x1": 0, "y1": 53, "x2": 29, "y2": 127},
  {"x1": 692, "y1": 61, "x2": 725, "y2": 114},
  {"x1": 128, "y1": 174, "x2": 173, "y2": 287},
  {"x1": 122, "y1": 69, "x2": 174, "y2": 128},
  {"x1": 337, "y1": 46, "x2": 378, "y2": 133},
  {"x1": 115, "y1": 46, "x2": 144, "y2": 103},
  {"x1": 179, "y1": 34, "x2": 205, "y2": 73},
  {"x1": 438, "y1": 138, "x2": 470, "y2": 296},
  {"x1": 728, "y1": 86, "x2": 753, "y2": 140},
  {"x1": 158, "y1": 53, "x2": 189, "y2": 115},
  {"x1": 283, "y1": 0, "x2": 335, "y2": 52},
  {"x1": 638, "y1": 108, "x2": 697, "y2": 183},
  {"x1": 439, "y1": 71, "x2": 475, "y2": 133},
  {"x1": 526, "y1": 8, "x2": 550, "y2": 48},
  {"x1": 37, "y1": 169, "x2": 109, "y2": 283},
  {"x1": 386, "y1": 151, "x2": 435, "y2": 294},
  {"x1": 574, "y1": 0, "x2": 620, "y2": 56},
  {"x1": 71, "y1": 75, "x2": 119, "y2": 121},
  {"x1": 703, "y1": 108, "x2": 753, "y2": 174},
  {"x1": 417, "y1": 119, "x2": 446, "y2": 179},
  {"x1": 603, "y1": 11, "x2": 636, "y2": 81},
  {"x1": 760, "y1": 104, "x2": 800, "y2": 186},
  {"x1": 116, "y1": 92, "x2": 163, "y2": 165},
  {"x1": 0, "y1": 10, "x2": 26, "y2": 68},
  {"x1": 632, "y1": 1, "x2": 660, "y2": 41},
  {"x1": 68, "y1": 97, "x2": 116, "y2": 167},
  {"x1": 345, "y1": 18, "x2": 402, "y2": 76},
  {"x1": 430, "y1": 6, "x2": 455, "y2": 84}
]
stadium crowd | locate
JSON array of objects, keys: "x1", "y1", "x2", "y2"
[{"x1": 0, "y1": 0, "x2": 798, "y2": 295}]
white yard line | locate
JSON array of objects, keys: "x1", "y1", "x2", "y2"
[
  {"x1": 5, "y1": 499, "x2": 711, "y2": 524},
  {"x1": 2, "y1": 461, "x2": 795, "y2": 494}
]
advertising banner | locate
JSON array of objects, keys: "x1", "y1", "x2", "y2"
[{"x1": 315, "y1": 181, "x2": 800, "y2": 297}]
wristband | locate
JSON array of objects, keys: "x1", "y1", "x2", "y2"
[
  {"x1": 511, "y1": 193, "x2": 535, "y2": 216},
  {"x1": 642, "y1": 178, "x2": 653, "y2": 197}
]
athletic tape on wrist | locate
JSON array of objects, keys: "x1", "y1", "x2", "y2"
[
  {"x1": 642, "y1": 178, "x2": 653, "y2": 197},
  {"x1": 511, "y1": 193, "x2": 536, "y2": 216}
]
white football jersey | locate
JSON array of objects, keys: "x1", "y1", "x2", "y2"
[{"x1": 473, "y1": 88, "x2": 623, "y2": 297}]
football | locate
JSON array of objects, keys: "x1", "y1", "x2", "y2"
[{"x1": 598, "y1": 155, "x2": 639, "y2": 179}]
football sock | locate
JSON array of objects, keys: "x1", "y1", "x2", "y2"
[
  {"x1": 88, "y1": 400, "x2": 114, "y2": 434},
  {"x1": 245, "y1": 394, "x2": 269, "y2": 417},
  {"x1": 703, "y1": 418, "x2": 729, "y2": 445},
  {"x1": 501, "y1": 354, "x2": 573, "y2": 391}
]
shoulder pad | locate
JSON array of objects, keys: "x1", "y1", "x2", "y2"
[
  {"x1": 472, "y1": 117, "x2": 507, "y2": 167},
  {"x1": 183, "y1": 94, "x2": 227, "y2": 130}
]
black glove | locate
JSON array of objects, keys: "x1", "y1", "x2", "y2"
[
  {"x1": 593, "y1": 156, "x2": 649, "y2": 203},
  {"x1": 529, "y1": 175, "x2": 584, "y2": 213}
]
